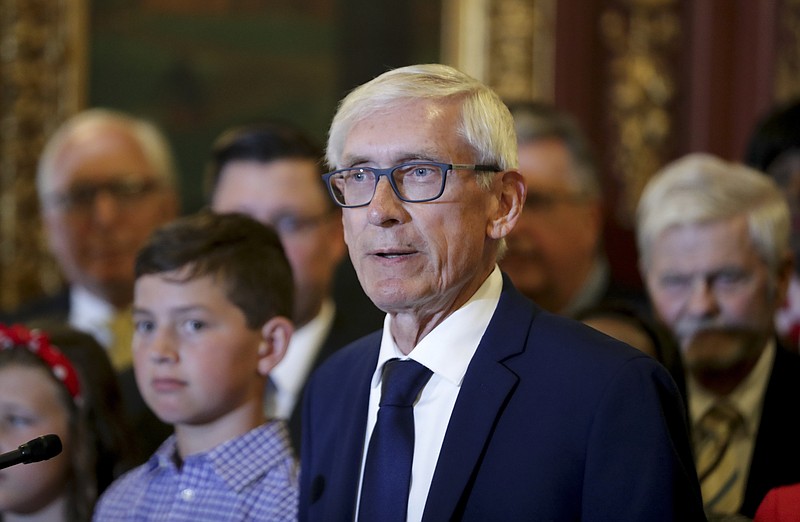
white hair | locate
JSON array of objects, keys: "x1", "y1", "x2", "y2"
[
  {"x1": 36, "y1": 108, "x2": 178, "y2": 200},
  {"x1": 326, "y1": 64, "x2": 518, "y2": 182},
  {"x1": 636, "y1": 152, "x2": 790, "y2": 273}
]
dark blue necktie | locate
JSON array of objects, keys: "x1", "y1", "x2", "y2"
[{"x1": 358, "y1": 359, "x2": 433, "y2": 522}]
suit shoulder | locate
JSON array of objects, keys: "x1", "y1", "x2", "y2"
[{"x1": 529, "y1": 310, "x2": 654, "y2": 366}]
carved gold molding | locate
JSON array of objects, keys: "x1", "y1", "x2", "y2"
[
  {"x1": 442, "y1": 0, "x2": 555, "y2": 102},
  {"x1": 600, "y1": 0, "x2": 680, "y2": 224},
  {"x1": 0, "y1": 0, "x2": 85, "y2": 311},
  {"x1": 776, "y1": 0, "x2": 800, "y2": 102}
]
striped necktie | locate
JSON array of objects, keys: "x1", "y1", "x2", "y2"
[{"x1": 694, "y1": 401, "x2": 744, "y2": 515}]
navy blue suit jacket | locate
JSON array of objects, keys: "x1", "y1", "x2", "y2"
[{"x1": 300, "y1": 275, "x2": 705, "y2": 521}]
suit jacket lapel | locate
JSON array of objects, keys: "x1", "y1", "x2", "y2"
[
  {"x1": 324, "y1": 335, "x2": 380, "y2": 518},
  {"x1": 422, "y1": 275, "x2": 535, "y2": 521}
]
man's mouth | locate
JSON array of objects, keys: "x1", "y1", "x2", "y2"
[
  {"x1": 376, "y1": 252, "x2": 413, "y2": 259},
  {"x1": 371, "y1": 246, "x2": 416, "y2": 259}
]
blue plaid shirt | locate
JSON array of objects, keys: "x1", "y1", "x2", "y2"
[{"x1": 93, "y1": 421, "x2": 298, "y2": 521}]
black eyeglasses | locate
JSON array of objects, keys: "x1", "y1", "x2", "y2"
[
  {"x1": 46, "y1": 177, "x2": 162, "y2": 214},
  {"x1": 322, "y1": 162, "x2": 501, "y2": 208}
]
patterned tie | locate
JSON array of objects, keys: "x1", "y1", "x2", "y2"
[
  {"x1": 358, "y1": 359, "x2": 433, "y2": 522},
  {"x1": 694, "y1": 401, "x2": 745, "y2": 515},
  {"x1": 107, "y1": 307, "x2": 134, "y2": 372}
]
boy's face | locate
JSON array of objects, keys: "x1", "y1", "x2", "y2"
[{"x1": 132, "y1": 270, "x2": 268, "y2": 428}]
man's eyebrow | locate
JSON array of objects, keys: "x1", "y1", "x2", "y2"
[{"x1": 339, "y1": 150, "x2": 442, "y2": 168}]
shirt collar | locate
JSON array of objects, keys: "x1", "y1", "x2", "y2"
[
  {"x1": 271, "y1": 298, "x2": 336, "y2": 397},
  {"x1": 69, "y1": 285, "x2": 116, "y2": 347},
  {"x1": 371, "y1": 266, "x2": 503, "y2": 390},
  {"x1": 689, "y1": 339, "x2": 776, "y2": 437},
  {"x1": 148, "y1": 421, "x2": 294, "y2": 492}
]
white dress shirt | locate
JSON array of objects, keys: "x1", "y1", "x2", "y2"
[
  {"x1": 355, "y1": 266, "x2": 503, "y2": 522},
  {"x1": 69, "y1": 285, "x2": 115, "y2": 349},
  {"x1": 267, "y1": 299, "x2": 335, "y2": 420}
]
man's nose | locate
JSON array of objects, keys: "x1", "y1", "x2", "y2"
[
  {"x1": 91, "y1": 190, "x2": 123, "y2": 225},
  {"x1": 685, "y1": 278, "x2": 720, "y2": 318},
  {"x1": 367, "y1": 177, "x2": 407, "y2": 226}
]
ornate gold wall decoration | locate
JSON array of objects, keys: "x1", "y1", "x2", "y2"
[
  {"x1": 441, "y1": 0, "x2": 491, "y2": 81},
  {"x1": 600, "y1": 0, "x2": 679, "y2": 224},
  {"x1": 442, "y1": 0, "x2": 555, "y2": 102},
  {"x1": 488, "y1": 0, "x2": 555, "y2": 102},
  {"x1": 0, "y1": 0, "x2": 85, "y2": 311},
  {"x1": 775, "y1": 0, "x2": 800, "y2": 103}
]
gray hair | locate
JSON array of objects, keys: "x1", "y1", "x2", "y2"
[
  {"x1": 636, "y1": 152, "x2": 790, "y2": 273},
  {"x1": 326, "y1": 63, "x2": 518, "y2": 183},
  {"x1": 507, "y1": 101, "x2": 600, "y2": 198},
  {"x1": 36, "y1": 108, "x2": 178, "y2": 200}
]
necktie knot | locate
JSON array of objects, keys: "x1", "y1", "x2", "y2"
[
  {"x1": 695, "y1": 401, "x2": 743, "y2": 445},
  {"x1": 379, "y1": 359, "x2": 433, "y2": 407}
]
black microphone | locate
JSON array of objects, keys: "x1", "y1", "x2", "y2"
[{"x1": 0, "y1": 434, "x2": 62, "y2": 470}]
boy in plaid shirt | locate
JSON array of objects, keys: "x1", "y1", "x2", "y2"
[{"x1": 95, "y1": 210, "x2": 297, "y2": 520}]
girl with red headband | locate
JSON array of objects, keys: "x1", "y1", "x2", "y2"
[{"x1": 0, "y1": 322, "x2": 135, "y2": 522}]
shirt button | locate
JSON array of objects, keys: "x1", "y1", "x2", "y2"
[{"x1": 180, "y1": 488, "x2": 195, "y2": 501}]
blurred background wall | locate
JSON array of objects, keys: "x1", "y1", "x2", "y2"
[{"x1": 2, "y1": 0, "x2": 799, "y2": 311}]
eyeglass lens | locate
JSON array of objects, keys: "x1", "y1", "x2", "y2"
[
  {"x1": 329, "y1": 163, "x2": 445, "y2": 206},
  {"x1": 50, "y1": 178, "x2": 160, "y2": 212}
]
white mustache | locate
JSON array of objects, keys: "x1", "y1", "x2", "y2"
[{"x1": 674, "y1": 318, "x2": 727, "y2": 339}]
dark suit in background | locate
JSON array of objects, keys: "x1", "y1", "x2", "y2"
[{"x1": 739, "y1": 346, "x2": 800, "y2": 516}]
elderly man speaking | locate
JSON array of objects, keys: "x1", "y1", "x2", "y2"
[{"x1": 299, "y1": 64, "x2": 704, "y2": 522}]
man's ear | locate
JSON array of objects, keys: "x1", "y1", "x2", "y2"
[
  {"x1": 487, "y1": 169, "x2": 526, "y2": 240},
  {"x1": 257, "y1": 316, "x2": 294, "y2": 376}
]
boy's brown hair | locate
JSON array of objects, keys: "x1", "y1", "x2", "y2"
[{"x1": 135, "y1": 209, "x2": 293, "y2": 328}]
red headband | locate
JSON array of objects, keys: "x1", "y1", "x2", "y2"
[{"x1": 0, "y1": 324, "x2": 82, "y2": 401}]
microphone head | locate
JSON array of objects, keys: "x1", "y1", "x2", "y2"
[{"x1": 19, "y1": 434, "x2": 63, "y2": 464}]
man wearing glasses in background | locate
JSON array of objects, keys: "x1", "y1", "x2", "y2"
[
  {"x1": 500, "y1": 101, "x2": 643, "y2": 317},
  {"x1": 207, "y1": 122, "x2": 384, "y2": 453},
  {"x1": 298, "y1": 64, "x2": 704, "y2": 521},
  {"x1": 1, "y1": 108, "x2": 179, "y2": 458}
]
